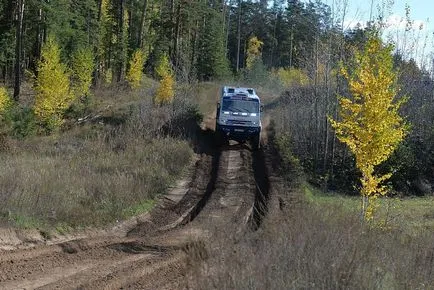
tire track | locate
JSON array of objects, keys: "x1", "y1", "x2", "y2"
[{"x1": 0, "y1": 130, "x2": 272, "y2": 289}]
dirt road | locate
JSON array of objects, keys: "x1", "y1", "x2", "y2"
[{"x1": 0, "y1": 128, "x2": 272, "y2": 290}]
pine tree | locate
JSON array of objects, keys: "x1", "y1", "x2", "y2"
[
  {"x1": 197, "y1": 5, "x2": 230, "y2": 81},
  {"x1": 330, "y1": 35, "x2": 407, "y2": 221}
]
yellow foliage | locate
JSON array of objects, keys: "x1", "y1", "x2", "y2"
[
  {"x1": 0, "y1": 87, "x2": 12, "y2": 116},
  {"x1": 330, "y1": 35, "x2": 407, "y2": 221},
  {"x1": 246, "y1": 36, "x2": 264, "y2": 70},
  {"x1": 274, "y1": 67, "x2": 310, "y2": 87},
  {"x1": 126, "y1": 49, "x2": 147, "y2": 89},
  {"x1": 154, "y1": 54, "x2": 175, "y2": 105},
  {"x1": 155, "y1": 74, "x2": 175, "y2": 105},
  {"x1": 34, "y1": 37, "x2": 73, "y2": 130},
  {"x1": 104, "y1": 68, "x2": 113, "y2": 84},
  {"x1": 155, "y1": 54, "x2": 172, "y2": 79},
  {"x1": 71, "y1": 47, "x2": 94, "y2": 97}
]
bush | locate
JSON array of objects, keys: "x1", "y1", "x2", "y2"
[
  {"x1": 64, "y1": 94, "x2": 95, "y2": 120},
  {"x1": 9, "y1": 106, "x2": 38, "y2": 138}
]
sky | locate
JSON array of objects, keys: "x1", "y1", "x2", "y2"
[{"x1": 327, "y1": 0, "x2": 434, "y2": 69}]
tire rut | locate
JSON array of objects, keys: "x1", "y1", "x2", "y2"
[{"x1": 0, "y1": 129, "x2": 272, "y2": 289}]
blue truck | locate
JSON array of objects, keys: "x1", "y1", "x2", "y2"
[{"x1": 215, "y1": 86, "x2": 262, "y2": 149}]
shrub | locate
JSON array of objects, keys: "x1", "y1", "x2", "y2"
[{"x1": 10, "y1": 106, "x2": 37, "y2": 138}]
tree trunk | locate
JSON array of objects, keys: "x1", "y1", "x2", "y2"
[
  {"x1": 289, "y1": 25, "x2": 294, "y2": 68},
  {"x1": 31, "y1": 7, "x2": 43, "y2": 72},
  {"x1": 14, "y1": 0, "x2": 25, "y2": 101},
  {"x1": 116, "y1": 0, "x2": 125, "y2": 82},
  {"x1": 225, "y1": 0, "x2": 232, "y2": 56},
  {"x1": 138, "y1": 0, "x2": 148, "y2": 48},
  {"x1": 173, "y1": 1, "x2": 181, "y2": 69},
  {"x1": 236, "y1": 0, "x2": 241, "y2": 72},
  {"x1": 313, "y1": 36, "x2": 320, "y2": 175},
  {"x1": 94, "y1": 0, "x2": 104, "y2": 87}
]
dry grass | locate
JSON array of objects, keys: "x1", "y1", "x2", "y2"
[
  {"x1": 189, "y1": 122, "x2": 434, "y2": 289},
  {"x1": 0, "y1": 82, "x2": 199, "y2": 228},
  {"x1": 191, "y1": 188, "x2": 434, "y2": 289}
]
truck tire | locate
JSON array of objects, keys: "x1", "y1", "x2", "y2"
[
  {"x1": 251, "y1": 132, "x2": 260, "y2": 150},
  {"x1": 215, "y1": 124, "x2": 226, "y2": 147}
]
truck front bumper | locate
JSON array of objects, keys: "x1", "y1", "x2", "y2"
[{"x1": 217, "y1": 125, "x2": 261, "y2": 141}]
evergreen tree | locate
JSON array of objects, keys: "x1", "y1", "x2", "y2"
[{"x1": 197, "y1": 4, "x2": 230, "y2": 80}]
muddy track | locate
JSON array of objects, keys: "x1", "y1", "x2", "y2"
[{"x1": 0, "y1": 129, "x2": 271, "y2": 290}]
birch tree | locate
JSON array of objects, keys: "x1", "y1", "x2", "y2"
[{"x1": 330, "y1": 35, "x2": 407, "y2": 220}]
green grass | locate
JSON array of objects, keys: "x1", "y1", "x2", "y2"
[
  {"x1": 303, "y1": 182, "x2": 434, "y2": 235},
  {"x1": 122, "y1": 199, "x2": 156, "y2": 218}
]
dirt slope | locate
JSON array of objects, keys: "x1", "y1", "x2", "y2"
[{"x1": 0, "y1": 125, "x2": 273, "y2": 289}]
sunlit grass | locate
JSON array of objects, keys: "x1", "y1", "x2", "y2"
[
  {"x1": 0, "y1": 86, "x2": 197, "y2": 230},
  {"x1": 303, "y1": 182, "x2": 434, "y2": 234}
]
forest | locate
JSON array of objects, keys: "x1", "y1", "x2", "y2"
[{"x1": 1, "y1": 0, "x2": 434, "y2": 197}]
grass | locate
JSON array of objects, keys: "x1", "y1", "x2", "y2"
[
  {"x1": 0, "y1": 82, "x2": 200, "y2": 229},
  {"x1": 303, "y1": 182, "x2": 434, "y2": 235},
  {"x1": 191, "y1": 184, "x2": 434, "y2": 289},
  {"x1": 189, "y1": 125, "x2": 434, "y2": 289}
]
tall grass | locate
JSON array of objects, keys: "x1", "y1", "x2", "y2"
[
  {"x1": 0, "y1": 87, "x2": 199, "y2": 228},
  {"x1": 190, "y1": 119, "x2": 434, "y2": 289},
  {"x1": 192, "y1": 191, "x2": 434, "y2": 289}
]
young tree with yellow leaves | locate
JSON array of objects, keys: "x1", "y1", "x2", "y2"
[
  {"x1": 0, "y1": 87, "x2": 12, "y2": 116},
  {"x1": 246, "y1": 36, "x2": 264, "y2": 70},
  {"x1": 330, "y1": 35, "x2": 407, "y2": 221},
  {"x1": 71, "y1": 47, "x2": 94, "y2": 97},
  {"x1": 154, "y1": 54, "x2": 174, "y2": 105},
  {"x1": 34, "y1": 37, "x2": 73, "y2": 131},
  {"x1": 126, "y1": 49, "x2": 147, "y2": 89}
]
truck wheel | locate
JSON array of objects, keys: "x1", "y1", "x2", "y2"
[
  {"x1": 215, "y1": 124, "x2": 225, "y2": 147},
  {"x1": 251, "y1": 132, "x2": 260, "y2": 150}
]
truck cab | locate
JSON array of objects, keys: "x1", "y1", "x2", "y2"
[{"x1": 215, "y1": 86, "x2": 262, "y2": 149}]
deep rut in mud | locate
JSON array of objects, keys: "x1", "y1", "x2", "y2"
[{"x1": 0, "y1": 128, "x2": 272, "y2": 290}]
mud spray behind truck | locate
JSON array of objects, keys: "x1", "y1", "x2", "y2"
[{"x1": 215, "y1": 86, "x2": 263, "y2": 150}]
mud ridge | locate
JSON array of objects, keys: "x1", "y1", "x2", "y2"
[
  {"x1": 0, "y1": 124, "x2": 274, "y2": 289},
  {"x1": 185, "y1": 148, "x2": 221, "y2": 223},
  {"x1": 250, "y1": 146, "x2": 271, "y2": 230}
]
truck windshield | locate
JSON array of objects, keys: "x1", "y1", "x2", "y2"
[{"x1": 222, "y1": 99, "x2": 259, "y2": 113}]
